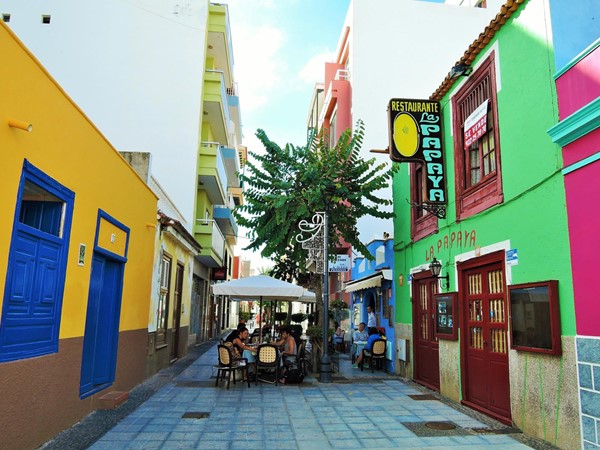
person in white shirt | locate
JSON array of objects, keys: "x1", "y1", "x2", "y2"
[
  {"x1": 367, "y1": 305, "x2": 376, "y2": 333},
  {"x1": 353, "y1": 322, "x2": 368, "y2": 342}
]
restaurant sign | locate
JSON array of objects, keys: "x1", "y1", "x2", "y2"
[{"x1": 388, "y1": 98, "x2": 446, "y2": 204}]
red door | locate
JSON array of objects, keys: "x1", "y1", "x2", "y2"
[
  {"x1": 413, "y1": 275, "x2": 440, "y2": 391},
  {"x1": 460, "y1": 252, "x2": 511, "y2": 423}
]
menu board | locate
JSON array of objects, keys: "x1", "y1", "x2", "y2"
[{"x1": 435, "y1": 292, "x2": 458, "y2": 340}]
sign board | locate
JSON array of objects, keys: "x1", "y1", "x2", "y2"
[
  {"x1": 506, "y1": 248, "x2": 519, "y2": 266},
  {"x1": 435, "y1": 292, "x2": 458, "y2": 340},
  {"x1": 464, "y1": 99, "x2": 488, "y2": 148},
  {"x1": 329, "y1": 254, "x2": 350, "y2": 272},
  {"x1": 388, "y1": 98, "x2": 446, "y2": 204}
]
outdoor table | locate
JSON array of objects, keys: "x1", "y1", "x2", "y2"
[{"x1": 353, "y1": 340, "x2": 367, "y2": 358}]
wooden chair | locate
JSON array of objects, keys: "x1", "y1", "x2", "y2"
[
  {"x1": 255, "y1": 344, "x2": 280, "y2": 386},
  {"x1": 360, "y1": 339, "x2": 387, "y2": 373},
  {"x1": 214, "y1": 344, "x2": 250, "y2": 389}
]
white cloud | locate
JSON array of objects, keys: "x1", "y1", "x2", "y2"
[
  {"x1": 233, "y1": 25, "x2": 286, "y2": 112},
  {"x1": 298, "y1": 51, "x2": 335, "y2": 85}
]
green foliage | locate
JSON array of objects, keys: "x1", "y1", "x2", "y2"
[
  {"x1": 291, "y1": 313, "x2": 308, "y2": 323},
  {"x1": 238, "y1": 311, "x2": 253, "y2": 322},
  {"x1": 274, "y1": 312, "x2": 288, "y2": 322},
  {"x1": 305, "y1": 326, "x2": 322, "y2": 339},
  {"x1": 234, "y1": 120, "x2": 394, "y2": 281},
  {"x1": 330, "y1": 300, "x2": 349, "y2": 310}
]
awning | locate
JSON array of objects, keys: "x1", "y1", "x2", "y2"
[{"x1": 344, "y1": 269, "x2": 392, "y2": 293}]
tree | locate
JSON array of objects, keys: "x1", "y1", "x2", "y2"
[{"x1": 235, "y1": 120, "x2": 394, "y2": 323}]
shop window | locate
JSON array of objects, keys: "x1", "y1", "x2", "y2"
[
  {"x1": 156, "y1": 253, "x2": 171, "y2": 347},
  {"x1": 508, "y1": 280, "x2": 561, "y2": 355},
  {"x1": 452, "y1": 52, "x2": 503, "y2": 220},
  {"x1": 410, "y1": 163, "x2": 438, "y2": 241}
]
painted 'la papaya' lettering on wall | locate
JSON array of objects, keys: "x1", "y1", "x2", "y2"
[{"x1": 425, "y1": 230, "x2": 477, "y2": 261}]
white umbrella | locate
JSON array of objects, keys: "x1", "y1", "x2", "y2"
[{"x1": 211, "y1": 275, "x2": 306, "y2": 340}]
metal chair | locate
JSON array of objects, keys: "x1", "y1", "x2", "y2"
[
  {"x1": 255, "y1": 344, "x2": 280, "y2": 386},
  {"x1": 215, "y1": 344, "x2": 250, "y2": 389},
  {"x1": 296, "y1": 341, "x2": 308, "y2": 375},
  {"x1": 360, "y1": 339, "x2": 387, "y2": 373}
]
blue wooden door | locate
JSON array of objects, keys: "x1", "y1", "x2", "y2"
[
  {"x1": 0, "y1": 229, "x2": 62, "y2": 360},
  {"x1": 80, "y1": 253, "x2": 124, "y2": 397}
]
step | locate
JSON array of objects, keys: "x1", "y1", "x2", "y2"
[{"x1": 98, "y1": 391, "x2": 129, "y2": 409}]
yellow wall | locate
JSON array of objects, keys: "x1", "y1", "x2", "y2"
[{"x1": 0, "y1": 23, "x2": 157, "y2": 338}]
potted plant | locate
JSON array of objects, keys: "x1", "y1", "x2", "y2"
[
  {"x1": 291, "y1": 313, "x2": 307, "y2": 324},
  {"x1": 238, "y1": 311, "x2": 253, "y2": 323}
]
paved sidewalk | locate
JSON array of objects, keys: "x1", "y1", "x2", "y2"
[{"x1": 84, "y1": 342, "x2": 542, "y2": 450}]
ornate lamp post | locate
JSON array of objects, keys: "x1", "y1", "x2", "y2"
[{"x1": 296, "y1": 210, "x2": 331, "y2": 383}]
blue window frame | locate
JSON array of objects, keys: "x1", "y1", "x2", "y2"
[{"x1": 0, "y1": 160, "x2": 75, "y2": 362}]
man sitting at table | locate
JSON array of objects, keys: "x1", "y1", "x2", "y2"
[
  {"x1": 353, "y1": 322, "x2": 368, "y2": 342},
  {"x1": 354, "y1": 328, "x2": 382, "y2": 369}
]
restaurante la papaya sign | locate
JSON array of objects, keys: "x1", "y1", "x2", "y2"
[{"x1": 388, "y1": 98, "x2": 446, "y2": 205}]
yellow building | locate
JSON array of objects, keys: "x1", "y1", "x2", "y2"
[{"x1": 0, "y1": 22, "x2": 156, "y2": 449}]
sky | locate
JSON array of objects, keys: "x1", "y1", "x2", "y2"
[
  {"x1": 219, "y1": 0, "x2": 351, "y2": 270},
  {"x1": 219, "y1": 0, "x2": 448, "y2": 270}
]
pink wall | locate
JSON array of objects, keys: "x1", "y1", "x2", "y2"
[
  {"x1": 556, "y1": 47, "x2": 600, "y2": 118},
  {"x1": 564, "y1": 162, "x2": 600, "y2": 336},
  {"x1": 558, "y1": 45, "x2": 600, "y2": 336}
]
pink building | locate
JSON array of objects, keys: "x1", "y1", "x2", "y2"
[{"x1": 549, "y1": 38, "x2": 600, "y2": 448}]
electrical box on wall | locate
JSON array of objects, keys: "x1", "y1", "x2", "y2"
[{"x1": 397, "y1": 338, "x2": 408, "y2": 361}]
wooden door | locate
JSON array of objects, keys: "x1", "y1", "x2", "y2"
[
  {"x1": 461, "y1": 255, "x2": 511, "y2": 423},
  {"x1": 413, "y1": 276, "x2": 440, "y2": 391},
  {"x1": 170, "y1": 263, "x2": 184, "y2": 362}
]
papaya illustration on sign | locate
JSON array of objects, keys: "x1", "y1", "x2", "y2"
[{"x1": 388, "y1": 98, "x2": 446, "y2": 205}]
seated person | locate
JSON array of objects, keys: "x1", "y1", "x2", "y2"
[
  {"x1": 354, "y1": 328, "x2": 382, "y2": 368},
  {"x1": 225, "y1": 326, "x2": 255, "y2": 363},
  {"x1": 225, "y1": 322, "x2": 247, "y2": 345},
  {"x1": 273, "y1": 326, "x2": 297, "y2": 382},
  {"x1": 353, "y1": 322, "x2": 368, "y2": 342},
  {"x1": 333, "y1": 321, "x2": 344, "y2": 349}
]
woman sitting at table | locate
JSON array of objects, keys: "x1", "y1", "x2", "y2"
[
  {"x1": 225, "y1": 327, "x2": 255, "y2": 361},
  {"x1": 273, "y1": 326, "x2": 297, "y2": 381}
]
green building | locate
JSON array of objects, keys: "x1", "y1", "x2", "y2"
[{"x1": 392, "y1": 0, "x2": 578, "y2": 448}]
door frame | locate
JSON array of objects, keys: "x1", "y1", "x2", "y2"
[
  {"x1": 458, "y1": 249, "x2": 512, "y2": 424},
  {"x1": 79, "y1": 210, "x2": 129, "y2": 399},
  {"x1": 412, "y1": 269, "x2": 440, "y2": 391}
]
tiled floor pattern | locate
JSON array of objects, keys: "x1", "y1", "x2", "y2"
[{"x1": 89, "y1": 345, "x2": 532, "y2": 449}]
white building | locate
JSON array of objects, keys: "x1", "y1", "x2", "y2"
[
  {"x1": 312, "y1": 0, "x2": 505, "y2": 246},
  {"x1": 1, "y1": 0, "x2": 209, "y2": 228}
]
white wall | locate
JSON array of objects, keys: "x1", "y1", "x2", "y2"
[
  {"x1": 2, "y1": 0, "x2": 209, "y2": 229},
  {"x1": 341, "y1": 0, "x2": 502, "y2": 246}
]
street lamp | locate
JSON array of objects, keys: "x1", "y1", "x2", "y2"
[{"x1": 429, "y1": 257, "x2": 449, "y2": 290}]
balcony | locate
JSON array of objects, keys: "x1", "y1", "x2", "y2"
[
  {"x1": 208, "y1": 3, "x2": 233, "y2": 87},
  {"x1": 227, "y1": 83, "x2": 242, "y2": 143},
  {"x1": 194, "y1": 219, "x2": 225, "y2": 268},
  {"x1": 213, "y1": 205, "x2": 238, "y2": 245},
  {"x1": 203, "y1": 70, "x2": 232, "y2": 144},
  {"x1": 221, "y1": 146, "x2": 240, "y2": 188},
  {"x1": 198, "y1": 142, "x2": 228, "y2": 205},
  {"x1": 319, "y1": 66, "x2": 351, "y2": 126}
]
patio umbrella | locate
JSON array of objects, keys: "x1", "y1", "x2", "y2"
[{"x1": 211, "y1": 275, "x2": 305, "y2": 340}]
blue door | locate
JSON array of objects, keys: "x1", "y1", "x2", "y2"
[{"x1": 79, "y1": 253, "x2": 124, "y2": 397}]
